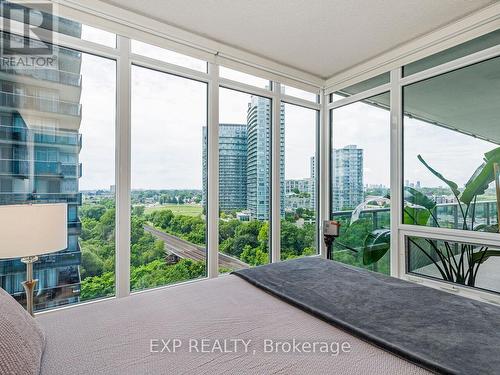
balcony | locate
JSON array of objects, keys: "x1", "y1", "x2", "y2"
[
  {"x1": 0, "y1": 125, "x2": 81, "y2": 147},
  {"x1": 0, "y1": 125, "x2": 27, "y2": 142},
  {"x1": 0, "y1": 192, "x2": 82, "y2": 205},
  {"x1": 61, "y1": 163, "x2": 82, "y2": 178},
  {"x1": 0, "y1": 91, "x2": 81, "y2": 117},
  {"x1": 0, "y1": 160, "x2": 82, "y2": 178},
  {"x1": 0, "y1": 159, "x2": 29, "y2": 176},
  {"x1": 35, "y1": 161, "x2": 62, "y2": 176},
  {"x1": 0, "y1": 68, "x2": 82, "y2": 87},
  {"x1": 332, "y1": 200, "x2": 499, "y2": 236},
  {"x1": 34, "y1": 132, "x2": 82, "y2": 148}
]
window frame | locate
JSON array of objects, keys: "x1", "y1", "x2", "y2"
[
  {"x1": 2, "y1": 2, "x2": 498, "y2": 313},
  {"x1": 327, "y1": 38, "x2": 500, "y2": 303},
  {"x1": 280, "y1": 101, "x2": 321, "y2": 260},
  {"x1": 1, "y1": 6, "x2": 323, "y2": 310}
]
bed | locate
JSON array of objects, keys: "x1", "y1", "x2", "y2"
[
  {"x1": 3, "y1": 257, "x2": 500, "y2": 375},
  {"x1": 37, "y1": 272, "x2": 428, "y2": 375}
]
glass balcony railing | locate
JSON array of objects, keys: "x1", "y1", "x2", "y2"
[
  {"x1": 0, "y1": 159, "x2": 29, "y2": 175},
  {"x1": 331, "y1": 200, "x2": 498, "y2": 276},
  {"x1": 332, "y1": 206, "x2": 390, "y2": 229},
  {"x1": 0, "y1": 67, "x2": 82, "y2": 87},
  {"x1": 332, "y1": 200, "x2": 499, "y2": 252},
  {"x1": 0, "y1": 192, "x2": 82, "y2": 205},
  {"x1": 0, "y1": 91, "x2": 81, "y2": 117},
  {"x1": 0, "y1": 125, "x2": 27, "y2": 142},
  {"x1": 61, "y1": 163, "x2": 82, "y2": 178},
  {"x1": 0, "y1": 125, "x2": 81, "y2": 146},
  {"x1": 35, "y1": 161, "x2": 62, "y2": 175},
  {"x1": 34, "y1": 131, "x2": 82, "y2": 147},
  {"x1": 431, "y1": 201, "x2": 499, "y2": 229},
  {"x1": 0, "y1": 159, "x2": 80, "y2": 178}
]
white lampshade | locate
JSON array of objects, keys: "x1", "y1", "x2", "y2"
[{"x1": 0, "y1": 203, "x2": 68, "y2": 259}]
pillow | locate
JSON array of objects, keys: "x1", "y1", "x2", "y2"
[{"x1": 0, "y1": 287, "x2": 45, "y2": 375}]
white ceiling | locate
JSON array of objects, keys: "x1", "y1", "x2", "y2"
[{"x1": 100, "y1": 0, "x2": 495, "y2": 79}]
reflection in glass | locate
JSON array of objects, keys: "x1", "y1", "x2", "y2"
[
  {"x1": 220, "y1": 67, "x2": 270, "y2": 89},
  {"x1": 282, "y1": 85, "x2": 318, "y2": 102},
  {"x1": 2, "y1": 1, "x2": 116, "y2": 47},
  {"x1": 0, "y1": 34, "x2": 116, "y2": 311},
  {"x1": 334, "y1": 72, "x2": 390, "y2": 98},
  {"x1": 408, "y1": 236, "x2": 500, "y2": 294},
  {"x1": 403, "y1": 56, "x2": 500, "y2": 233},
  {"x1": 330, "y1": 92, "x2": 391, "y2": 274},
  {"x1": 403, "y1": 29, "x2": 500, "y2": 77},
  {"x1": 132, "y1": 40, "x2": 207, "y2": 72}
]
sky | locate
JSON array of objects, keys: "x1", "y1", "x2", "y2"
[
  {"x1": 333, "y1": 95, "x2": 497, "y2": 189},
  {"x1": 78, "y1": 54, "x2": 317, "y2": 190},
  {"x1": 78, "y1": 53, "x2": 115, "y2": 191},
  {"x1": 77, "y1": 33, "x2": 497, "y2": 192},
  {"x1": 332, "y1": 96, "x2": 391, "y2": 187}
]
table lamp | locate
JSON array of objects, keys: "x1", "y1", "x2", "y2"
[{"x1": 0, "y1": 203, "x2": 67, "y2": 316}]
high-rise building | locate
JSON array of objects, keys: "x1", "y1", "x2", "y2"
[
  {"x1": 310, "y1": 156, "x2": 316, "y2": 180},
  {"x1": 331, "y1": 145, "x2": 363, "y2": 211},
  {"x1": 284, "y1": 155, "x2": 316, "y2": 212},
  {"x1": 202, "y1": 124, "x2": 247, "y2": 212},
  {"x1": 246, "y1": 96, "x2": 285, "y2": 220},
  {"x1": 0, "y1": 13, "x2": 83, "y2": 310},
  {"x1": 309, "y1": 155, "x2": 316, "y2": 210},
  {"x1": 202, "y1": 96, "x2": 284, "y2": 221}
]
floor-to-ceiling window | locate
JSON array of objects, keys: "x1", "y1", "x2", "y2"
[
  {"x1": 218, "y1": 86, "x2": 271, "y2": 270},
  {"x1": 403, "y1": 55, "x2": 500, "y2": 293},
  {"x1": 330, "y1": 92, "x2": 391, "y2": 274},
  {"x1": 1, "y1": 0, "x2": 498, "y2": 311},
  {"x1": 0, "y1": 4, "x2": 116, "y2": 311},
  {"x1": 281, "y1": 103, "x2": 319, "y2": 260},
  {"x1": 130, "y1": 63, "x2": 208, "y2": 291}
]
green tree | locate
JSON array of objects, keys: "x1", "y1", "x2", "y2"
[{"x1": 80, "y1": 249, "x2": 104, "y2": 278}]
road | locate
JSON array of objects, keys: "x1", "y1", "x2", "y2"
[{"x1": 144, "y1": 225, "x2": 249, "y2": 271}]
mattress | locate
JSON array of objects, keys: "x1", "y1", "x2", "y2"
[{"x1": 37, "y1": 275, "x2": 430, "y2": 375}]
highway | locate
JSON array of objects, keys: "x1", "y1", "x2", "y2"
[{"x1": 144, "y1": 225, "x2": 249, "y2": 271}]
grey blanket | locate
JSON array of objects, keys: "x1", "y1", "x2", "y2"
[{"x1": 233, "y1": 257, "x2": 500, "y2": 375}]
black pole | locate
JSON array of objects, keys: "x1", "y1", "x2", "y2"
[{"x1": 324, "y1": 235, "x2": 335, "y2": 260}]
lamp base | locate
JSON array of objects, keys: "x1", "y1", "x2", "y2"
[{"x1": 21, "y1": 256, "x2": 39, "y2": 317}]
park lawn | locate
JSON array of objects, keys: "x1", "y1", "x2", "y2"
[{"x1": 145, "y1": 203, "x2": 203, "y2": 217}]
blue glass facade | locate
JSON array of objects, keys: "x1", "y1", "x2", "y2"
[
  {"x1": 203, "y1": 123, "x2": 247, "y2": 212},
  {"x1": 246, "y1": 96, "x2": 285, "y2": 220},
  {"x1": 0, "y1": 17, "x2": 83, "y2": 310}
]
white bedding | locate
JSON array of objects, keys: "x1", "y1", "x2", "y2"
[{"x1": 37, "y1": 275, "x2": 430, "y2": 375}]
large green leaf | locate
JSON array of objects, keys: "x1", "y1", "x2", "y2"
[
  {"x1": 403, "y1": 186, "x2": 436, "y2": 210},
  {"x1": 362, "y1": 229, "x2": 391, "y2": 265},
  {"x1": 403, "y1": 206, "x2": 431, "y2": 226},
  {"x1": 418, "y1": 155, "x2": 461, "y2": 197},
  {"x1": 403, "y1": 187, "x2": 435, "y2": 226},
  {"x1": 474, "y1": 224, "x2": 499, "y2": 233},
  {"x1": 460, "y1": 147, "x2": 500, "y2": 206}
]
